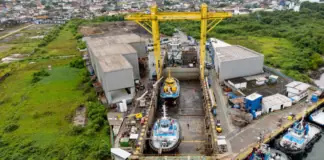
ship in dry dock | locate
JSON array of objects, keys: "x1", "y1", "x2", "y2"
[{"x1": 149, "y1": 104, "x2": 181, "y2": 153}]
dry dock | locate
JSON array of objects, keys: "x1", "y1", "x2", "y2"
[{"x1": 145, "y1": 80, "x2": 206, "y2": 155}]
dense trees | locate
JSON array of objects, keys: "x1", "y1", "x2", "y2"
[{"x1": 159, "y1": 2, "x2": 324, "y2": 82}]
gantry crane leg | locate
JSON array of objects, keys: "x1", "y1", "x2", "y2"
[
  {"x1": 125, "y1": 4, "x2": 232, "y2": 80},
  {"x1": 151, "y1": 5, "x2": 162, "y2": 79},
  {"x1": 200, "y1": 4, "x2": 208, "y2": 80}
]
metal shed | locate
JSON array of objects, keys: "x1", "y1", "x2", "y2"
[
  {"x1": 213, "y1": 45, "x2": 264, "y2": 82},
  {"x1": 262, "y1": 93, "x2": 292, "y2": 113},
  {"x1": 286, "y1": 81, "x2": 310, "y2": 103},
  {"x1": 111, "y1": 148, "x2": 131, "y2": 160}
]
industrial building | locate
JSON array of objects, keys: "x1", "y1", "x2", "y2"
[
  {"x1": 208, "y1": 38, "x2": 231, "y2": 66},
  {"x1": 228, "y1": 77, "x2": 247, "y2": 90},
  {"x1": 111, "y1": 148, "x2": 131, "y2": 160},
  {"x1": 262, "y1": 93, "x2": 292, "y2": 113},
  {"x1": 245, "y1": 93, "x2": 263, "y2": 112},
  {"x1": 87, "y1": 34, "x2": 142, "y2": 104},
  {"x1": 286, "y1": 81, "x2": 310, "y2": 103},
  {"x1": 211, "y1": 44, "x2": 264, "y2": 82}
]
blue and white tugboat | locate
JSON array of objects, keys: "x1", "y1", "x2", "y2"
[
  {"x1": 275, "y1": 110, "x2": 322, "y2": 159},
  {"x1": 160, "y1": 69, "x2": 180, "y2": 104},
  {"x1": 149, "y1": 104, "x2": 181, "y2": 154},
  {"x1": 248, "y1": 144, "x2": 291, "y2": 160},
  {"x1": 309, "y1": 107, "x2": 324, "y2": 126}
]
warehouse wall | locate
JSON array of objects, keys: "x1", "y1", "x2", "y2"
[
  {"x1": 94, "y1": 57, "x2": 103, "y2": 83},
  {"x1": 103, "y1": 68, "x2": 134, "y2": 91},
  {"x1": 219, "y1": 56, "x2": 264, "y2": 82},
  {"x1": 88, "y1": 47, "x2": 98, "y2": 76},
  {"x1": 123, "y1": 53, "x2": 140, "y2": 80}
]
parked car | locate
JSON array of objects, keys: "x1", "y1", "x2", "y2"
[
  {"x1": 160, "y1": 38, "x2": 170, "y2": 45},
  {"x1": 146, "y1": 43, "x2": 154, "y2": 52}
]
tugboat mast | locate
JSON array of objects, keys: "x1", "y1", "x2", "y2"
[{"x1": 162, "y1": 104, "x2": 167, "y2": 118}]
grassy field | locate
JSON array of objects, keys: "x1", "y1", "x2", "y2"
[
  {"x1": 45, "y1": 28, "x2": 79, "y2": 56},
  {"x1": 0, "y1": 23, "x2": 110, "y2": 159},
  {"x1": 0, "y1": 25, "x2": 53, "y2": 59}
]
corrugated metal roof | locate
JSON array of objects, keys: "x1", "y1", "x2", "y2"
[
  {"x1": 87, "y1": 34, "x2": 142, "y2": 46},
  {"x1": 99, "y1": 55, "x2": 132, "y2": 72},
  {"x1": 111, "y1": 148, "x2": 131, "y2": 159},
  {"x1": 286, "y1": 81, "x2": 310, "y2": 91},
  {"x1": 87, "y1": 34, "x2": 140, "y2": 73},
  {"x1": 209, "y1": 38, "x2": 231, "y2": 48},
  {"x1": 215, "y1": 45, "x2": 263, "y2": 62},
  {"x1": 262, "y1": 93, "x2": 292, "y2": 107},
  {"x1": 88, "y1": 43, "x2": 137, "y2": 57}
]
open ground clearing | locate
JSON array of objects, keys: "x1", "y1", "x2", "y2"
[{"x1": 0, "y1": 22, "x2": 110, "y2": 159}]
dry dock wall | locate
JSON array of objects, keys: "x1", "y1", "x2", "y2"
[{"x1": 163, "y1": 67, "x2": 208, "y2": 80}]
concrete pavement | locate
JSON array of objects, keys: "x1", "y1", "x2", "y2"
[
  {"x1": 0, "y1": 24, "x2": 34, "y2": 40},
  {"x1": 229, "y1": 102, "x2": 308, "y2": 155}
]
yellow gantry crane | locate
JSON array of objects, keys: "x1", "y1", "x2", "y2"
[{"x1": 125, "y1": 4, "x2": 232, "y2": 80}]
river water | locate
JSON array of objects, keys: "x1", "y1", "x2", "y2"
[
  {"x1": 305, "y1": 136, "x2": 324, "y2": 160},
  {"x1": 307, "y1": 73, "x2": 324, "y2": 159}
]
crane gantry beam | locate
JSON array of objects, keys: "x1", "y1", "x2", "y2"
[{"x1": 125, "y1": 4, "x2": 232, "y2": 80}]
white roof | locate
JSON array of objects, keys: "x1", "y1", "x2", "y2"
[
  {"x1": 209, "y1": 38, "x2": 231, "y2": 48},
  {"x1": 286, "y1": 81, "x2": 310, "y2": 91},
  {"x1": 262, "y1": 94, "x2": 292, "y2": 107},
  {"x1": 98, "y1": 55, "x2": 132, "y2": 72},
  {"x1": 217, "y1": 139, "x2": 227, "y2": 145},
  {"x1": 215, "y1": 45, "x2": 264, "y2": 62},
  {"x1": 269, "y1": 75, "x2": 278, "y2": 79},
  {"x1": 246, "y1": 93, "x2": 262, "y2": 101},
  {"x1": 130, "y1": 134, "x2": 139, "y2": 139},
  {"x1": 87, "y1": 34, "x2": 141, "y2": 46},
  {"x1": 256, "y1": 77, "x2": 267, "y2": 81},
  {"x1": 88, "y1": 43, "x2": 137, "y2": 58},
  {"x1": 111, "y1": 148, "x2": 131, "y2": 159},
  {"x1": 87, "y1": 34, "x2": 139, "y2": 73}
]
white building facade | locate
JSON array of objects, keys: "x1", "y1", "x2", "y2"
[
  {"x1": 286, "y1": 81, "x2": 310, "y2": 103},
  {"x1": 212, "y1": 45, "x2": 264, "y2": 82},
  {"x1": 262, "y1": 93, "x2": 292, "y2": 113}
]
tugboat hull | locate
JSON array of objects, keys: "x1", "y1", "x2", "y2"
[
  {"x1": 160, "y1": 78, "x2": 180, "y2": 101},
  {"x1": 309, "y1": 108, "x2": 324, "y2": 126},
  {"x1": 149, "y1": 119, "x2": 182, "y2": 153},
  {"x1": 247, "y1": 147, "x2": 291, "y2": 160},
  {"x1": 274, "y1": 123, "x2": 322, "y2": 159}
]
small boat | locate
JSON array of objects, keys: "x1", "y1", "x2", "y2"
[
  {"x1": 149, "y1": 104, "x2": 181, "y2": 153},
  {"x1": 274, "y1": 110, "x2": 322, "y2": 159},
  {"x1": 160, "y1": 69, "x2": 180, "y2": 103},
  {"x1": 309, "y1": 107, "x2": 324, "y2": 126},
  {"x1": 248, "y1": 144, "x2": 291, "y2": 160}
]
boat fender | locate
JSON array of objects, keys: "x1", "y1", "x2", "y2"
[
  {"x1": 274, "y1": 138, "x2": 304, "y2": 157},
  {"x1": 305, "y1": 132, "x2": 321, "y2": 152}
]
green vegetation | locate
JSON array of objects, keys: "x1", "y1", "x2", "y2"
[
  {"x1": 38, "y1": 25, "x2": 63, "y2": 47},
  {"x1": 31, "y1": 68, "x2": 50, "y2": 83},
  {"x1": 0, "y1": 20, "x2": 111, "y2": 159},
  {"x1": 70, "y1": 58, "x2": 85, "y2": 69},
  {"x1": 44, "y1": 27, "x2": 79, "y2": 57},
  {"x1": 160, "y1": 2, "x2": 324, "y2": 82}
]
